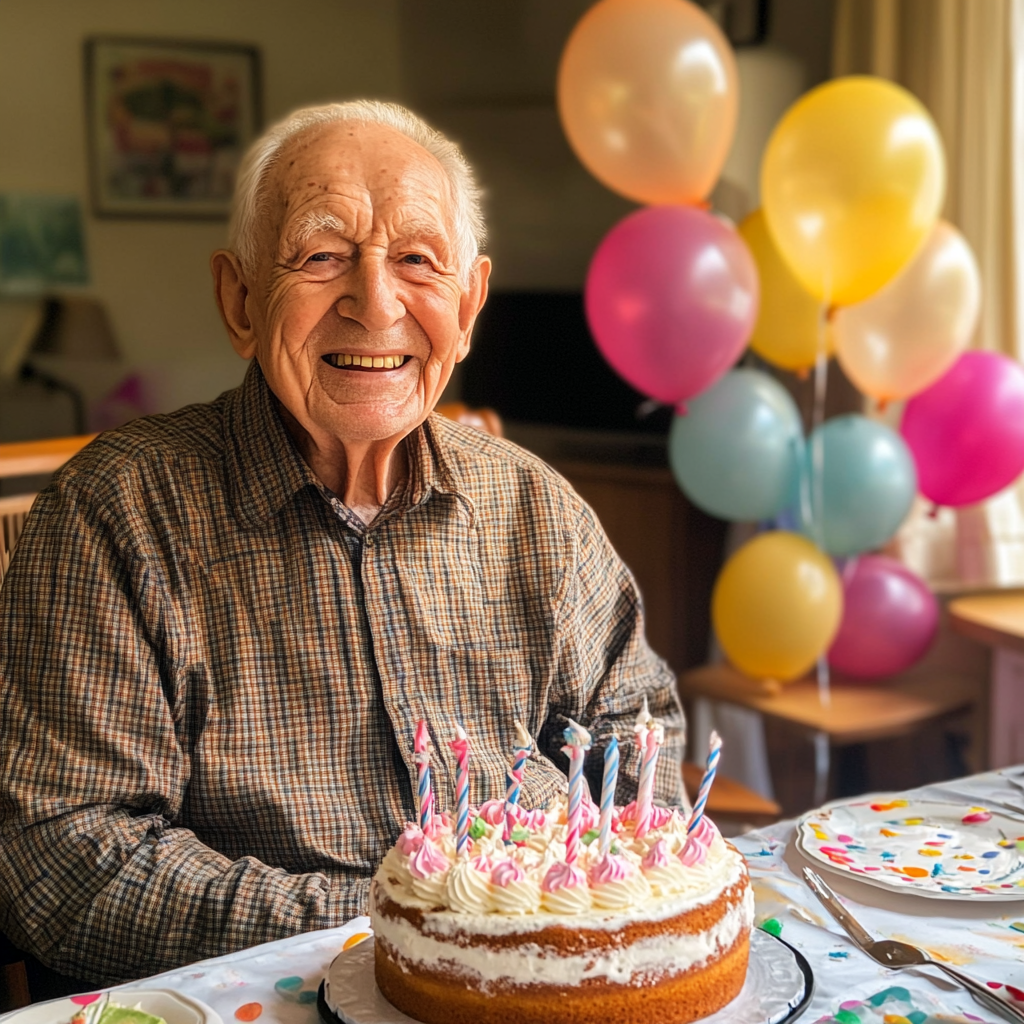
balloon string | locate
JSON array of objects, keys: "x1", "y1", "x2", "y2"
[{"x1": 812, "y1": 278, "x2": 832, "y2": 704}]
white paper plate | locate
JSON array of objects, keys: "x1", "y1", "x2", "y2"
[
  {"x1": 797, "y1": 797, "x2": 1024, "y2": 900},
  {"x1": 0, "y1": 989, "x2": 222, "y2": 1024},
  {"x1": 319, "y1": 928, "x2": 812, "y2": 1024}
]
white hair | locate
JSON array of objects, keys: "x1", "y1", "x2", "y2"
[{"x1": 228, "y1": 100, "x2": 486, "y2": 282}]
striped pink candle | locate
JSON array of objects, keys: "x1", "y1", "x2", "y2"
[
  {"x1": 633, "y1": 698, "x2": 664, "y2": 840},
  {"x1": 450, "y1": 725, "x2": 471, "y2": 856},
  {"x1": 561, "y1": 718, "x2": 592, "y2": 866},
  {"x1": 414, "y1": 719, "x2": 434, "y2": 836}
]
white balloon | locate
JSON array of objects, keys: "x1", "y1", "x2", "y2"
[{"x1": 834, "y1": 221, "x2": 981, "y2": 402}]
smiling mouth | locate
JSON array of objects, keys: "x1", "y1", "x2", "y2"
[{"x1": 323, "y1": 353, "x2": 410, "y2": 370}]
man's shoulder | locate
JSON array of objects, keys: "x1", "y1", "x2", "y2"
[
  {"x1": 55, "y1": 393, "x2": 231, "y2": 496},
  {"x1": 427, "y1": 414, "x2": 587, "y2": 515}
]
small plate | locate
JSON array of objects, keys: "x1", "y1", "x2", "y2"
[
  {"x1": 318, "y1": 928, "x2": 813, "y2": 1024},
  {"x1": 796, "y1": 797, "x2": 1024, "y2": 900},
  {"x1": 0, "y1": 989, "x2": 222, "y2": 1024}
]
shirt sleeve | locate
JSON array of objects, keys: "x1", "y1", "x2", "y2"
[
  {"x1": 539, "y1": 495, "x2": 687, "y2": 809},
  {"x1": 0, "y1": 471, "x2": 363, "y2": 985}
]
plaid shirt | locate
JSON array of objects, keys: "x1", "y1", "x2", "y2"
[{"x1": 0, "y1": 361, "x2": 684, "y2": 984}]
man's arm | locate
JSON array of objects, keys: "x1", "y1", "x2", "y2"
[
  {"x1": 539, "y1": 498, "x2": 686, "y2": 807},
  {"x1": 0, "y1": 474, "x2": 360, "y2": 985}
]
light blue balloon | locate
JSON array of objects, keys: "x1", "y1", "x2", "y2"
[
  {"x1": 669, "y1": 369, "x2": 804, "y2": 521},
  {"x1": 800, "y1": 414, "x2": 917, "y2": 556}
]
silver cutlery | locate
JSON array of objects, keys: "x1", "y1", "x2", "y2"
[{"x1": 802, "y1": 866, "x2": 1024, "y2": 1023}]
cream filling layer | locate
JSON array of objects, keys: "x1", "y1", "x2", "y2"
[{"x1": 367, "y1": 886, "x2": 753, "y2": 993}]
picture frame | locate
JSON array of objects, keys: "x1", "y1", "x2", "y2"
[{"x1": 84, "y1": 36, "x2": 262, "y2": 219}]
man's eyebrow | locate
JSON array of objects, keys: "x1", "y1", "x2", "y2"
[
  {"x1": 395, "y1": 219, "x2": 453, "y2": 254},
  {"x1": 283, "y1": 211, "x2": 349, "y2": 252}
]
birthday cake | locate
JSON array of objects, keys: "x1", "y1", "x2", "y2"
[{"x1": 338, "y1": 716, "x2": 752, "y2": 1024}]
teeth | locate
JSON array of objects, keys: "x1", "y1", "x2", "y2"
[{"x1": 329, "y1": 354, "x2": 406, "y2": 368}]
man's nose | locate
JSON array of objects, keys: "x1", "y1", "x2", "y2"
[{"x1": 338, "y1": 254, "x2": 405, "y2": 332}]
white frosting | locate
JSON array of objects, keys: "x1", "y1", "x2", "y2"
[
  {"x1": 372, "y1": 797, "x2": 746, "y2": 935},
  {"x1": 445, "y1": 859, "x2": 495, "y2": 914}
]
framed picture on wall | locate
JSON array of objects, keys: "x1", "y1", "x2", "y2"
[{"x1": 85, "y1": 37, "x2": 262, "y2": 219}]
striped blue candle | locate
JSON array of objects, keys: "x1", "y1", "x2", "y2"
[
  {"x1": 503, "y1": 720, "x2": 533, "y2": 842},
  {"x1": 598, "y1": 735, "x2": 619, "y2": 856},
  {"x1": 687, "y1": 731, "x2": 722, "y2": 835}
]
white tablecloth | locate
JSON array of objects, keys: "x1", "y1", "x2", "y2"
[{"x1": 7, "y1": 768, "x2": 1024, "y2": 1023}]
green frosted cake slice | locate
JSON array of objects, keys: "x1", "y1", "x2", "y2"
[{"x1": 97, "y1": 1007, "x2": 166, "y2": 1024}]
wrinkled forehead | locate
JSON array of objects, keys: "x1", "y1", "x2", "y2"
[{"x1": 264, "y1": 121, "x2": 456, "y2": 250}]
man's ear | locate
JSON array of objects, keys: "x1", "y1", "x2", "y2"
[
  {"x1": 456, "y1": 255, "x2": 492, "y2": 362},
  {"x1": 212, "y1": 250, "x2": 258, "y2": 359}
]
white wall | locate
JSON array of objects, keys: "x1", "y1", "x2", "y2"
[{"x1": 0, "y1": 0, "x2": 401, "y2": 375}]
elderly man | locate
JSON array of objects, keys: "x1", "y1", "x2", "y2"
[{"x1": 0, "y1": 101, "x2": 684, "y2": 986}]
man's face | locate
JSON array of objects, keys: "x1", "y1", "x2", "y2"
[{"x1": 238, "y1": 121, "x2": 489, "y2": 446}]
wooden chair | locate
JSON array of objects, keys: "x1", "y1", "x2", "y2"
[
  {"x1": 0, "y1": 435, "x2": 95, "y2": 586},
  {"x1": 436, "y1": 402, "x2": 503, "y2": 438}
]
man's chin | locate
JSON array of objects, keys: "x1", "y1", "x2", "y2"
[{"x1": 312, "y1": 398, "x2": 428, "y2": 446}]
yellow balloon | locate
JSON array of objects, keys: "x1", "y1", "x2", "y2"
[
  {"x1": 739, "y1": 209, "x2": 829, "y2": 373},
  {"x1": 761, "y1": 76, "x2": 946, "y2": 307},
  {"x1": 712, "y1": 532, "x2": 842, "y2": 681},
  {"x1": 557, "y1": 0, "x2": 739, "y2": 206}
]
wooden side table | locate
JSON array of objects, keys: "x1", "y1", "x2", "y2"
[
  {"x1": 949, "y1": 591, "x2": 1024, "y2": 768},
  {"x1": 679, "y1": 663, "x2": 977, "y2": 805}
]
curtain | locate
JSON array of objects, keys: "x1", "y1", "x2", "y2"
[{"x1": 833, "y1": 0, "x2": 1024, "y2": 359}]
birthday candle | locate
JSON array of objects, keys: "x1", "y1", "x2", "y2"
[
  {"x1": 414, "y1": 720, "x2": 434, "y2": 836},
  {"x1": 561, "y1": 718, "x2": 593, "y2": 866},
  {"x1": 503, "y1": 719, "x2": 533, "y2": 842},
  {"x1": 634, "y1": 698, "x2": 665, "y2": 840},
  {"x1": 687, "y1": 730, "x2": 722, "y2": 835},
  {"x1": 598, "y1": 734, "x2": 619, "y2": 856},
  {"x1": 450, "y1": 724, "x2": 471, "y2": 856}
]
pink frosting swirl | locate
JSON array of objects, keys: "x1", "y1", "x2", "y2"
[
  {"x1": 542, "y1": 861, "x2": 587, "y2": 893},
  {"x1": 580, "y1": 789, "x2": 599, "y2": 832},
  {"x1": 491, "y1": 860, "x2": 526, "y2": 888},
  {"x1": 476, "y1": 799, "x2": 507, "y2": 826},
  {"x1": 470, "y1": 854, "x2": 492, "y2": 873},
  {"x1": 408, "y1": 839, "x2": 448, "y2": 879},
  {"x1": 679, "y1": 816, "x2": 718, "y2": 867},
  {"x1": 517, "y1": 807, "x2": 547, "y2": 830},
  {"x1": 588, "y1": 853, "x2": 635, "y2": 886},
  {"x1": 619, "y1": 802, "x2": 674, "y2": 830},
  {"x1": 642, "y1": 839, "x2": 672, "y2": 871},
  {"x1": 395, "y1": 825, "x2": 424, "y2": 855}
]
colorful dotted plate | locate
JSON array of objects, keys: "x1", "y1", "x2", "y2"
[{"x1": 797, "y1": 798, "x2": 1024, "y2": 901}]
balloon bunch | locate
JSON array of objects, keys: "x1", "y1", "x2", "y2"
[{"x1": 559, "y1": 0, "x2": 1024, "y2": 684}]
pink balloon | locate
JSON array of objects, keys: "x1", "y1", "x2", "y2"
[
  {"x1": 585, "y1": 205, "x2": 759, "y2": 405},
  {"x1": 828, "y1": 556, "x2": 938, "y2": 680},
  {"x1": 901, "y1": 350, "x2": 1024, "y2": 507}
]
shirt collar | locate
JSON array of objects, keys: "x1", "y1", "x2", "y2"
[
  {"x1": 224, "y1": 361, "x2": 321, "y2": 528},
  {"x1": 224, "y1": 360, "x2": 476, "y2": 528}
]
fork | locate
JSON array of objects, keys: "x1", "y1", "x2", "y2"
[{"x1": 802, "y1": 867, "x2": 1024, "y2": 1023}]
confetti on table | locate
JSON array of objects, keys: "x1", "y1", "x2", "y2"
[
  {"x1": 1009, "y1": 921, "x2": 1024, "y2": 934},
  {"x1": 343, "y1": 931, "x2": 371, "y2": 950},
  {"x1": 758, "y1": 916, "x2": 782, "y2": 937},
  {"x1": 274, "y1": 976, "x2": 303, "y2": 994},
  {"x1": 70, "y1": 995, "x2": 101, "y2": 1006},
  {"x1": 235, "y1": 1003, "x2": 262, "y2": 1021}
]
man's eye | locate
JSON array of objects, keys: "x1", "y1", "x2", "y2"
[
  {"x1": 403, "y1": 254, "x2": 426, "y2": 265},
  {"x1": 307, "y1": 253, "x2": 331, "y2": 263}
]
